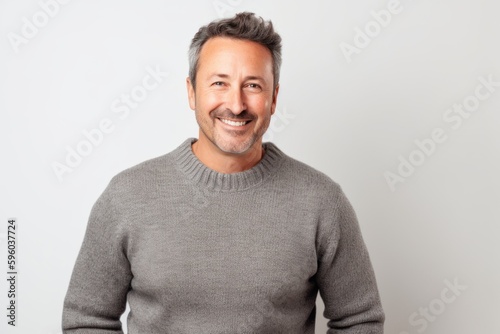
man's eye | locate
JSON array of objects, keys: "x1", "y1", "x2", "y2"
[
  {"x1": 212, "y1": 81, "x2": 225, "y2": 86},
  {"x1": 246, "y1": 83, "x2": 262, "y2": 90}
]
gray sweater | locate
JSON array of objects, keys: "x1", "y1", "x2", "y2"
[{"x1": 62, "y1": 138, "x2": 384, "y2": 333}]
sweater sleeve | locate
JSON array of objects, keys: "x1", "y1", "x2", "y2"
[
  {"x1": 62, "y1": 180, "x2": 132, "y2": 333},
  {"x1": 316, "y1": 186, "x2": 385, "y2": 333}
]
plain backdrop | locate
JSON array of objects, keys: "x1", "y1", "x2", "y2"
[{"x1": 1, "y1": 0, "x2": 499, "y2": 333}]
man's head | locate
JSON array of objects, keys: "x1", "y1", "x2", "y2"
[
  {"x1": 188, "y1": 12, "x2": 282, "y2": 91},
  {"x1": 186, "y1": 13, "x2": 283, "y2": 157}
]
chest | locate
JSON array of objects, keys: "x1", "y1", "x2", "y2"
[{"x1": 125, "y1": 188, "x2": 320, "y2": 305}]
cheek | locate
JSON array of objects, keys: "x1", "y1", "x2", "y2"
[
  {"x1": 198, "y1": 92, "x2": 223, "y2": 112},
  {"x1": 251, "y1": 96, "x2": 273, "y2": 115}
]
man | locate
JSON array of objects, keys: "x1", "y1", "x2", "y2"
[{"x1": 62, "y1": 12, "x2": 385, "y2": 333}]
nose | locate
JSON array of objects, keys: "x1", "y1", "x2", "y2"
[{"x1": 226, "y1": 87, "x2": 246, "y2": 115}]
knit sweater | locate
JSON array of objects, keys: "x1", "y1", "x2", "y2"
[{"x1": 62, "y1": 138, "x2": 384, "y2": 334}]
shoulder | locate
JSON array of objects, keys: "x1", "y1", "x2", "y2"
[
  {"x1": 103, "y1": 143, "x2": 183, "y2": 198},
  {"x1": 113, "y1": 153, "x2": 172, "y2": 184},
  {"x1": 267, "y1": 142, "x2": 345, "y2": 201},
  {"x1": 110, "y1": 137, "x2": 196, "y2": 186},
  {"x1": 271, "y1": 144, "x2": 341, "y2": 192}
]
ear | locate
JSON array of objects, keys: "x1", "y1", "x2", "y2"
[
  {"x1": 186, "y1": 77, "x2": 196, "y2": 110},
  {"x1": 270, "y1": 84, "x2": 280, "y2": 115}
]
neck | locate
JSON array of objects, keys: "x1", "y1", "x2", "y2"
[{"x1": 191, "y1": 137, "x2": 264, "y2": 174}]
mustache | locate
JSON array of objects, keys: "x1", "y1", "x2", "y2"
[{"x1": 212, "y1": 109, "x2": 255, "y2": 120}]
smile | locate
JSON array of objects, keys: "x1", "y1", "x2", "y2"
[{"x1": 218, "y1": 118, "x2": 251, "y2": 127}]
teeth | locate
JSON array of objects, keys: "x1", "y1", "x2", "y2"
[{"x1": 220, "y1": 118, "x2": 248, "y2": 126}]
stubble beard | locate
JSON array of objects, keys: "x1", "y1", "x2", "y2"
[{"x1": 196, "y1": 108, "x2": 271, "y2": 155}]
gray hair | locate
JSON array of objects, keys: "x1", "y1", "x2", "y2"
[{"x1": 188, "y1": 12, "x2": 282, "y2": 90}]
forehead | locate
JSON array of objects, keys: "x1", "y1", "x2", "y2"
[{"x1": 197, "y1": 37, "x2": 273, "y2": 76}]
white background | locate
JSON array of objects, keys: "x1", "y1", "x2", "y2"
[{"x1": 1, "y1": 0, "x2": 499, "y2": 333}]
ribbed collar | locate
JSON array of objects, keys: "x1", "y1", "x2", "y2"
[{"x1": 174, "y1": 138, "x2": 285, "y2": 192}]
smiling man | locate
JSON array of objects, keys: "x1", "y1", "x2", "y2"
[
  {"x1": 187, "y1": 24, "x2": 280, "y2": 173},
  {"x1": 62, "y1": 12, "x2": 385, "y2": 334}
]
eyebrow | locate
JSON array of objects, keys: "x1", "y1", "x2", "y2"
[{"x1": 208, "y1": 74, "x2": 266, "y2": 82}]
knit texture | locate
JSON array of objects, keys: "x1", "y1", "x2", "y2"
[{"x1": 62, "y1": 138, "x2": 384, "y2": 334}]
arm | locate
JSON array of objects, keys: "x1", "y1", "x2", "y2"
[
  {"x1": 62, "y1": 181, "x2": 132, "y2": 333},
  {"x1": 316, "y1": 187, "x2": 385, "y2": 333}
]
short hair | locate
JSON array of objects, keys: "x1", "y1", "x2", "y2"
[{"x1": 188, "y1": 12, "x2": 282, "y2": 90}]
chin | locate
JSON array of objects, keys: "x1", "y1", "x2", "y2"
[{"x1": 214, "y1": 137, "x2": 258, "y2": 155}]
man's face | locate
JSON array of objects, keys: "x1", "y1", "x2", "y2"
[{"x1": 187, "y1": 37, "x2": 279, "y2": 155}]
